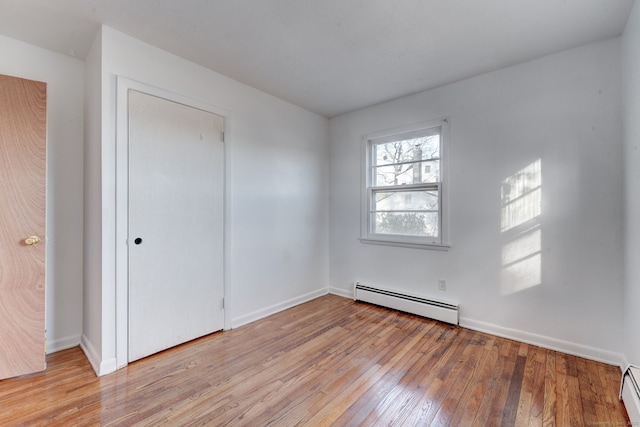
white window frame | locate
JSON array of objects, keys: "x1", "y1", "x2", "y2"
[{"x1": 360, "y1": 118, "x2": 450, "y2": 250}]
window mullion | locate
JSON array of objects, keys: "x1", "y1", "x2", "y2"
[{"x1": 371, "y1": 183, "x2": 439, "y2": 192}]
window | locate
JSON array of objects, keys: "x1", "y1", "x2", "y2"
[{"x1": 361, "y1": 118, "x2": 449, "y2": 249}]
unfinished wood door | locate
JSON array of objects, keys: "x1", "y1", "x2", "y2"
[
  {"x1": 0, "y1": 74, "x2": 47, "y2": 379},
  {"x1": 128, "y1": 90, "x2": 224, "y2": 362}
]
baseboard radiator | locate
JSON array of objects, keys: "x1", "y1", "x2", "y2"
[
  {"x1": 353, "y1": 282, "x2": 459, "y2": 325},
  {"x1": 621, "y1": 365, "x2": 640, "y2": 424}
]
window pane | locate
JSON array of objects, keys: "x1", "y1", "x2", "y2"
[
  {"x1": 374, "y1": 190, "x2": 438, "y2": 211},
  {"x1": 373, "y1": 212, "x2": 439, "y2": 237},
  {"x1": 374, "y1": 159, "x2": 439, "y2": 186},
  {"x1": 373, "y1": 135, "x2": 440, "y2": 167}
]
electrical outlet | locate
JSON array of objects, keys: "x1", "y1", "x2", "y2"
[{"x1": 438, "y1": 279, "x2": 446, "y2": 291}]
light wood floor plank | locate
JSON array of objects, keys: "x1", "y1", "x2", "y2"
[{"x1": 0, "y1": 295, "x2": 629, "y2": 426}]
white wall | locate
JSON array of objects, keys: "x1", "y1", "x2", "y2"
[
  {"x1": 329, "y1": 38, "x2": 624, "y2": 364},
  {"x1": 83, "y1": 26, "x2": 329, "y2": 374},
  {"x1": 623, "y1": 1, "x2": 640, "y2": 368},
  {"x1": 0, "y1": 34, "x2": 84, "y2": 352}
]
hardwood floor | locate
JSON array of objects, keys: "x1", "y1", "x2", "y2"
[{"x1": 0, "y1": 295, "x2": 629, "y2": 426}]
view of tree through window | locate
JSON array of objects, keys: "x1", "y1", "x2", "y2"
[
  {"x1": 373, "y1": 134, "x2": 440, "y2": 186},
  {"x1": 367, "y1": 125, "x2": 443, "y2": 241}
]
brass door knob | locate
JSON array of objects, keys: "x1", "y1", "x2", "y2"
[{"x1": 24, "y1": 236, "x2": 41, "y2": 245}]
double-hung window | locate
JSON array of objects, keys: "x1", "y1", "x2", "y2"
[{"x1": 361, "y1": 118, "x2": 449, "y2": 249}]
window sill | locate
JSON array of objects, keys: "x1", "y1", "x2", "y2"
[{"x1": 359, "y1": 238, "x2": 450, "y2": 251}]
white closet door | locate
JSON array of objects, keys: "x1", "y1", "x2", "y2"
[{"x1": 128, "y1": 90, "x2": 224, "y2": 362}]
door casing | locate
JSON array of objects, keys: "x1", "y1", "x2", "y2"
[{"x1": 115, "y1": 77, "x2": 230, "y2": 369}]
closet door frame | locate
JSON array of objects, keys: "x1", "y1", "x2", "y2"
[{"x1": 115, "y1": 76, "x2": 231, "y2": 369}]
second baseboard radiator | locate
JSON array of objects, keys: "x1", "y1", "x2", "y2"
[
  {"x1": 353, "y1": 282, "x2": 459, "y2": 325},
  {"x1": 621, "y1": 365, "x2": 640, "y2": 424}
]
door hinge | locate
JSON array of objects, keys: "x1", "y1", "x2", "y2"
[
  {"x1": 222, "y1": 132, "x2": 225, "y2": 143},
  {"x1": 221, "y1": 298, "x2": 225, "y2": 309}
]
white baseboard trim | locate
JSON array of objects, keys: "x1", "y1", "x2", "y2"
[
  {"x1": 329, "y1": 286, "x2": 353, "y2": 299},
  {"x1": 80, "y1": 334, "x2": 117, "y2": 377},
  {"x1": 460, "y1": 317, "x2": 624, "y2": 367},
  {"x1": 46, "y1": 334, "x2": 81, "y2": 354},
  {"x1": 231, "y1": 288, "x2": 328, "y2": 329}
]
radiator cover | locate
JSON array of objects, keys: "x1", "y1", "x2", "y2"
[
  {"x1": 621, "y1": 365, "x2": 640, "y2": 424},
  {"x1": 354, "y1": 282, "x2": 459, "y2": 325}
]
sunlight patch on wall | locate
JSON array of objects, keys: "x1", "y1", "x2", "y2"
[
  {"x1": 501, "y1": 159, "x2": 541, "y2": 232},
  {"x1": 501, "y1": 227, "x2": 541, "y2": 293},
  {"x1": 501, "y1": 159, "x2": 542, "y2": 295}
]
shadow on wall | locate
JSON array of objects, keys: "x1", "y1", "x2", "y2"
[{"x1": 501, "y1": 159, "x2": 542, "y2": 295}]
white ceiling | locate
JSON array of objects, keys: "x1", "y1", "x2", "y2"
[{"x1": 0, "y1": 0, "x2": 634, "y2": 117}]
